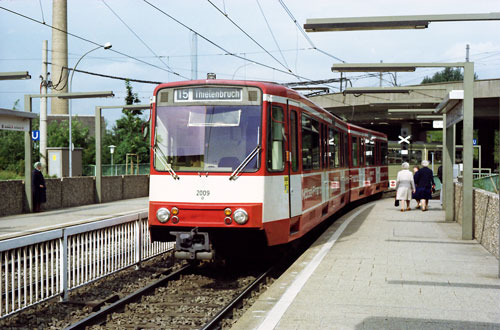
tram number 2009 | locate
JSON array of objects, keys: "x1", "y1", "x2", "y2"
[{"x1": 196, "y1": 190, "x2": 210, "y2": 197}]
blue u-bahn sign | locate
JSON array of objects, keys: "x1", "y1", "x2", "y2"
[{"x1": 31, "y1": 130, "x2": 40, "y2": 141}]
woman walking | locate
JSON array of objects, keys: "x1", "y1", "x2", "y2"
[
  {"x1": 413, "y1": 160, "x2": 435, "y2": 211},
  {"x1": 412, "y1": 165, "x2": 420, "y2": 209},
  {"x1": 395, "y1": 162, "x2": 416, "y2": 212}
]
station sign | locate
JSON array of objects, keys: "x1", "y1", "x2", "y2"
[
  {"x1": 0, "y1": 115, "x2": 29, "y2": 131},
  {"x1": 433, "y1": 120, "x2": 443, "y2": 129},
  {"x1": 389, "y1": 180, "x2": 397, "y2": 189}
]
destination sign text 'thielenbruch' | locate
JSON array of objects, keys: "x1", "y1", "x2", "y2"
[{"x1": 175, "y1": 87, "x2": 242, "y2": 102}]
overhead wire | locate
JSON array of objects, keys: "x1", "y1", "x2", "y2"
[
  {"x1": 254, "y1": 0, "x2": 291, "y2": 73},
  {"x1": 278, "y1": 0, "x2": 345, "y2": 63},
  {"x1": 142, "y1": 0, "x2": 336, "y2": 87},
  {"x1": 0, "y1": 5, "x2": 188, "y2": 79},
  {"x1": 47, "y1": 62, "x2": 162, "y2": 84},
  {"x1": 206, "y1": 0, "x2": 293, "y2": 74},
  {"x1": 100, "y1": 0, "x2": 175, "y2": 74},
  {"x1": 38, "y1": 0, "x2": 45, "y2": 24}
]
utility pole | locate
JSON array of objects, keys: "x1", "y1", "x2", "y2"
[
  {"x1": 51, "y1": 0, "x2": 68, "y2": 114},
  {"x1": 191, "y1": 32, "x2": 198, "y2": 80},
  {"x1": 466, "y1": 44, "x2": 470, "y2": 62},
  {"x1": 40, "y1": 40, "x2": 49, "y2": 171}
]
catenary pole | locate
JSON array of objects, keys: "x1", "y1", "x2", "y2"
[{"x1": 40, "y1": 40, "x2": 48, "y2": 171}]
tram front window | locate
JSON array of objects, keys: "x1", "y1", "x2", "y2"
[{"x1": 154, "y1": 105, "x2": 261, "y2": 172}]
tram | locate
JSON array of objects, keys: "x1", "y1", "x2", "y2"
[{"x1": 148, "y1": 77, "x2": 388, "y2": 260}]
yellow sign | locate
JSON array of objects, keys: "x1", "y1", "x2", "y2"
[{"x1": 52, "y1": 155, "x2": 57, "y2": 161}]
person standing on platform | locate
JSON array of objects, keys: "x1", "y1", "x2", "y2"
[
  {"x1": 414, "y1": 160, "x2": 435, "y2": 211},
  {"x1": 32, "y1": 162, "x2": 46, "y2": 212},
  {"x1": 437, "y1": 165, "x2": 443, "y2": 207},
  {"x1": 412, "y1": 165, "x2": 420, "y2": 209},
  {"x1": 395, "y1": 162, "x2": 415, "y2": 212}
]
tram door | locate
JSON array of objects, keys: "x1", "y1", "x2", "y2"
[{"x1": 287, "y1": 102, "x2": 302, "y2": 218}]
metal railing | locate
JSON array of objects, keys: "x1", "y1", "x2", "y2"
[
  {"x1": 83, "y1": 164, "x2": 150, "y2": 176},
  {"x1": 0, "y1": 212, "x2": 172, "y2": 319},
  {"x1": 473, "y1": 168, "x2": 492, "y2": 180}
]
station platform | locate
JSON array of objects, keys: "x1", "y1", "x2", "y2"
[
  {"x1": 0, "y1": 197, "x2": 148, "y2": 241},
  {"x1": 233, "y1": 198, "x2": 500, "y2": 330}
]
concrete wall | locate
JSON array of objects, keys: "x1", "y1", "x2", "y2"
[
  {"x1": 455, "y1": 183, "x2": 499, "y2": 259},
  {"x1": 0, "y1": 175, "x2": 149, "y2": 217},
  {"x1": 0, "y1": 180, "x2": 24, "y2": 217}
]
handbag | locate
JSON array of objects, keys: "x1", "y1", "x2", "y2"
[{"x1": 394, "y1": 199, "x2": 399, "y2": 207}]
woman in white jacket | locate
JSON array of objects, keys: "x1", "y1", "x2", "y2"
[{"x1": 395, "y1": 162, "x2": 416, "y2": 212}]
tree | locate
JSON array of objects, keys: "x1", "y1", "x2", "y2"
[
  {"x1": 107, "y1": 80, "x2": 150, "y2": 164},
  {"x1": 421, "y1": 67, "x2": 478, "y2": 84}
]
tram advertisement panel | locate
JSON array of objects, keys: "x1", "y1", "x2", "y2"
[{"x1": 302, "y1": 174, "x2": 322, "y2": 211}]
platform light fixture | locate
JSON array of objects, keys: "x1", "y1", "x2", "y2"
[
  {"x1": 387, "y1": 109, "x2": 436, "y2": 113},
  {"x1": 304, "y1": 13, "x2": 500, "y2": 32},
  {"x1": 0, "y1": 71, "x2": 31, "y2": 80},
  {"x1": 416, "y1": 115, "x2": 443, "y2": 119}
]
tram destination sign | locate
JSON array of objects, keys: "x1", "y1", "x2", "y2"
[{"x1": 175, "y1": 87, "x2": 242, "y2": 102}]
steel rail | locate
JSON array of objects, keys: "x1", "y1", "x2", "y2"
[
  {"x1": 65, "y1": 264, "x2": 192, "y2": 330},
  {"x1": 200, "y1": 266, "x2": 273, "y2": 330}
]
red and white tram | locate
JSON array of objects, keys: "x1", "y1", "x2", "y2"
[{"x1": 148, "y1": 78, "x2": 388, "y2": 260}]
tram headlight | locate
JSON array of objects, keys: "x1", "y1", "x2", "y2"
[
  {"x1": 156, "y1": 208, "x2": 170, "y2": 223},
  {"x1": 233, "y1": 209, "x2": 249, "y2": 225}
]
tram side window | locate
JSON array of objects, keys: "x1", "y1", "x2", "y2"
[
  {"x1": 360, "y1": 137, "x2": 365, "y2": 166},
  {"x1": 267, "y1": 105, "x2": 285, "y2": 171},
  {"x1": 366, "y1": 139, "x2": 375, "y2": 165},
  {"x1": 380, "y1": 141, "x2": 388, "y2": 165},
  {"x1": 343, "y1": 133, "x2": 349, "y2": 167},
  {"x1": 352, "y1": 136, "x2": 359, "y2": 167},
  {"x1": 322, "y1": 124, "x2": 328, "y2": 169},
  {"x1": 301, "y1": 114, "x2": 320, "y2": 170},
  {"x1": 328, "y1": 128, "x2": 340, "y2": 168},
  {"x1": 290, "y1": 110, "x2": 299, "y2": 172}
]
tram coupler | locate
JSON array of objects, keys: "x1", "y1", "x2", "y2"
[{"x1": 171, "y1": 227, "x2": 214, "y2": 260}]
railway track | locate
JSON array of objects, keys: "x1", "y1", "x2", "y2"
[{"x1": 66, "y1": 262, "x2": 274, "y2": 329}]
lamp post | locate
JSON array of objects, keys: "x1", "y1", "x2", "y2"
[
  {"x1": 109, "y1": 145, "x2": 116, "y2": 175},
  {"x1": 68, "y1": 42, "x2": 112, "y2": 177}
]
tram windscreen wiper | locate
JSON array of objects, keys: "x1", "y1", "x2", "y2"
[
  {"x1": 153, "y1": 144, "x2": 179, "y2": 180},
  {"x1": 229, "y1": 145, "x2": 261, "y2": 181}
]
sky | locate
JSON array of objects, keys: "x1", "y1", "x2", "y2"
[{"x1": 1, "y1": 0, "x2": 500, "y2": 126}]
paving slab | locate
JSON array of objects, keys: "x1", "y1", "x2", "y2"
[
  {"x1": 0, "y1": 197, "x2": 148, "y2": 240},
  {"x1": 232, "y1": 198, "x2": 500, "y2": 330}
]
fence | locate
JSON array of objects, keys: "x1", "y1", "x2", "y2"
[
  {"x1": 473, "y1": 174, "x2": 499, "y2": 193},
  {"x1": 0, "y1": 212, "x2": 172, "y2": 319},
  {"x1": 83, "y1": 164, "x2": 150, "y2": 176}
]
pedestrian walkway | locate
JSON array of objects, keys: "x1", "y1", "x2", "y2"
[
  {"x1": 0, "y1": 197, "x2": 148, "y2": 240},
  {"x1": 233, "y1": 198, "x2": 500, "y2": 329}
]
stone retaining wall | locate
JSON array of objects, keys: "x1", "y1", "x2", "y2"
[
  {"x1": 0, "y1": 175, "x2": 149, "y2": 217},
  {"x1": 455, "y1": 183, "x2": 499, "y2": 259},
  {"x1": 0, "y1": 180, "x2": 24, "y2": 217}
]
